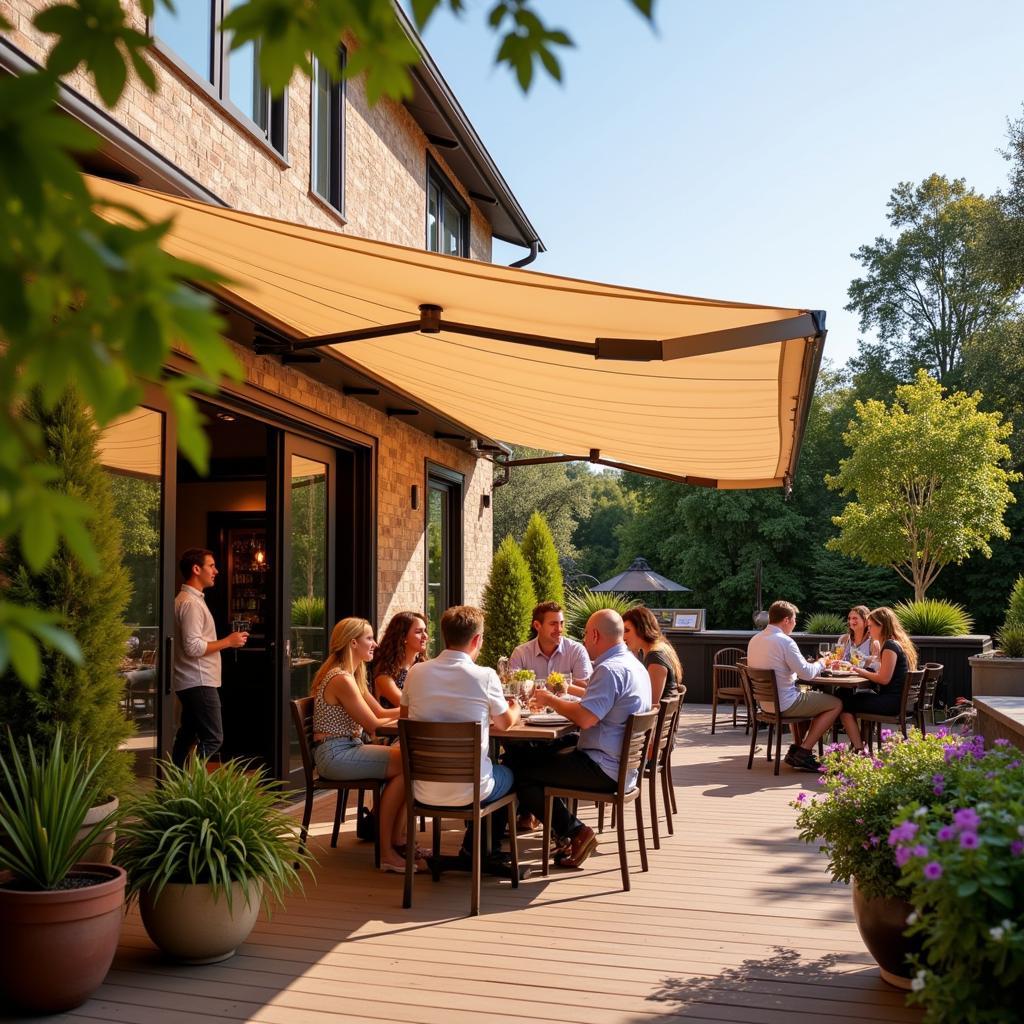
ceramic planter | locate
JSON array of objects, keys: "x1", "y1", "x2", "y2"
[
  {"x1": 75, "y1": 795, "x2": 119, "y2": 864},
  {"x1": 969, "y1": 654, "x2": 1024, "y2": 697},
  {"x1": 0, "y1": 863, "x2": 126, "y2": 1013},
  {"x1": 140, "y1": 879, "x2": 263, "y2": 964},
  {"x1": 852, "y1": 879, "x2": 923, "y2": 989}
]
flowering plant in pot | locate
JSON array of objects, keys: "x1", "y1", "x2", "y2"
[
  {"x1": 0, "y1": 728, "x2": 125, "y2": 1013},
  {"x1": 889, "y1": 735, "x2": 1024, "y2": 1022}
]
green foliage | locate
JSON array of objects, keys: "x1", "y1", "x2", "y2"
[
  {"x1": 0, "y1": 727, "x2": 119, "y2": 891},
  {"x1": 826, "y1": 371, "x2": 1020, "y2": 600},
  {"x1": 894, "y1": 599, "x2": 974, "y2": 637},
  {"x1": 564, "y1": 589, "x2": 637, "y2": 640},
  {"x1": 804, "y1": 545, "x2": 909, "y2": 613},
  {"x1": 480, "y1": 536, "x2": 536, "y2": 668},
  {"x1": 792, "y1": 731, "x2": 957, "y2": 900},
  {"x1": 291, "y1": 595, "x2": 325, "y2": 627},
  {"x1": 0, "y1": 390, "x2": 134, "y2": 799},
  {"x1": 996, "y1": 624, "x2": 1024, "y2": 658},
  {"x1": 520, "y1": 511, "x2": 564, "y2": 605},
  {"x1": 803, "y1": 612, "x2": 846, "y2": 635},
  {"x1": 891, "y1": 739, "x2": 1024, "y2": 1022},
  {"x1": 1004, "y1": 575, "x2": 1024, "y2": 629},
  {"x1": 569, "y1": 471, "x2": 636, "y2": 583},
  {"x1": 117, "y1": 758, "x2": 310, "y2": 911}
]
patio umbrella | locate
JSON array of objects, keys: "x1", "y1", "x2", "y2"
[{"x1": 591, "y1": 558, "x2": 691, "y2": 594}]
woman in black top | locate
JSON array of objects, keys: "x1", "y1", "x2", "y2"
[
  {"x1": 622, "y1": 606, "x2": 682, "y2": 703},
  {"x1": 839, "y1": 606, "x2": 917, "y2": 752}
]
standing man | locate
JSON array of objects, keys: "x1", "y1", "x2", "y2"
[
  {"x1": 401, "y1": 605, "x2": 519, "y2": 859},
  {"x1": 746, "y1": 600, "x2": 841, "y2": 773},
  {"x1": 509, "y1": 601, "x2": 592, "y2": 688},
  {"x1": 172, "y1": 548, "x2": 248, "y2": 767},
  {"x1": 508, "y1": 609, "x2": 651, "y2": 869}
]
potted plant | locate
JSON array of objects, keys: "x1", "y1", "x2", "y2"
[
  {"x1": 117, "y1": 758, "x2": 311, "y2": 964},
  {"x1": 889, "y1": 735, "x2": 1024, "y2": 1021},
  {"x1": 792, "y1": 732, "x2": 957, "y2": 988},
  {"x1": 0, "y1": 728, "x2": 125, "y2": 1013},
  {"x1": 970, "y1": 576, "x2": 1024, "y2": 696}
]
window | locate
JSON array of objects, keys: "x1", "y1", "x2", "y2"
[
  {"x1": 424, "y1": 465, "x2": 464, "y2": 656},
  {"x1": 426, "y1": 161, "x2": 468, "y2": 257},
  {"x1": 151, "y1": 0, "x2": 286, "y2": 156},
  {"x1": 311, "y1": 51, "x2": 345, "y2": 213}
]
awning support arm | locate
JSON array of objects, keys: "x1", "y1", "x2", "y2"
[{"x1": 500, "y1": 449, "x2": 719, "y2": 489}]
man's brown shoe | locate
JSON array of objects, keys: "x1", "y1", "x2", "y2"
[
  {"x1": 555, "y1": 825, "x2": 598, "y2": 868},
  {"x1": 516, "y1": 812, "x2": 540, "y2": 833}
]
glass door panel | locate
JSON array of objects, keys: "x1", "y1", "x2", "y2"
[{"x1": 426, "y1": 485, "x2": 448, "y2": 656}]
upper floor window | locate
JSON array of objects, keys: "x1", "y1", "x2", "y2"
[
  {"x1": 151, "y1": 0, "x2": 286, "y2": 157},
  {"x1": 426, "y1": 161, "x2": 468, "y2": 257},
  {"x1": 311, "y1": 50, "x2": 345, "y2": 214}
]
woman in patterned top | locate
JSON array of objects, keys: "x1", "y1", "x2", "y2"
[{"x1": 372, "y1": 610, "x2": 429, "y2": 709}]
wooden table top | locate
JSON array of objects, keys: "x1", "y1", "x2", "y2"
[
  {"x1": 812, "y1": 672, "x2": 863, "y2": 688},
  {"x1": 376, "y1": 717, "x2": 577, "y2": 743}
]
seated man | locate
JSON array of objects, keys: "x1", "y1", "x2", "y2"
[
  {"x1": 508, "y1": 609, "x2": 651, "y2": 869},
  {"x1": 400, "y1": 604, "x2": 519, "y2": 859},
  {"x1": 509, "y1": 600, "x2": 592, "y2": 693},
  {"x1": 747, "y1": 600, "x2": 841, "y2": 772}
]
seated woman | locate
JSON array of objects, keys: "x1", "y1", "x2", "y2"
[
  {"x1": 310, "y1": 617, "x2": 420, "y2": 873},
  {"x1": 622, "y1": 606, "x2": 683, "y2": 703},
  {"x1": 839, "y1": 606, "x2": 917, "y2": 752},
  {"x1": 837, "y1": 604, "x2": 880, "y2": 665},
  {"x1": 371, "y1": 610, "x2": 429, "y2": 709}
]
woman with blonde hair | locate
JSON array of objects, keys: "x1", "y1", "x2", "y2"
[
  {"x1": 621, "y1": 605, "x2": 683, "y2": 703},
  {"x1": 371, "y1": 610, "x2": 429, "y2": 709},
  {"x1": 839, "y1": 607, "x2": 918, "y2": 752},
  {"x1": 310, "y1": 617, "x2": 420, "y2": 873}
]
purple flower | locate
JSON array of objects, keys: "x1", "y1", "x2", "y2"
[
  {"x1": 937, "y1": 826, "x2": 955, "y2": 842},
  {"x1": 912, "y1": 844, "x2": 929, "y2": 857},
  {"x1": 870, "y1": 834, "x2": 880, "y2": 847},
  {"x1": 795, "y1": 792, "x2": 808, "y2": 803},
  {"x1": 895, "y1": 847, "x2": 913, "y2": 867},
  {"x1": 953, "y1": 808, "x2": 980, "y2": 830},
  {"x1": 1009, "y1": 760, "x2": 1021, "y2": 770},
  {"x1": 959, "y1": 831, "x2": 979, "y2": 850},
  {"x1": 932, "y1": 773, "x2": 945, "y2": 784},
  {"x1": 1011, "y1": 840, "x2": 1024, "y2": 857},
  {"x1": 923, "y1": 861, "x2": 943, "y2": 880},
  {"x1": 888, "y1": 821, "x2": 919, "y2": 846},
  {"x1": 872, "y1": 758, "x2": 884, "y2": 769},
  {"x1": 933, "y1": 785, "x2": 945, "y2": 796},
  {"x1": 994, "y1": 738, "x2": 1011, "y2": 747}
]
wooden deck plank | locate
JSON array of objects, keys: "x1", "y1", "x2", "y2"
[{"x1": 15, "y1": 707, "x2": 921, "y2": 1024}]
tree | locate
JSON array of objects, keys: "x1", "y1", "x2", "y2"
[
  {"x1": 826, "y1": 370, "x2": 1020, "y2": 601},
  {"x1": 479, "y1": 536, "x2": 536, "y2": 668},
  {"x1": 846, "y1": 175, "x2": 1019, "y2": 384},
  {"x1": 570, "y1": 472, "x2": 636, "y2": 583},
  {"x1": 0, "y1": 390, "x2": 134, "y2": 799},
  {"x1": 0, "y1": 0, "x2": 655, "y2": 684},
  {"x1": 520, "y1": 511, "x2": 564, "y2": 605}
]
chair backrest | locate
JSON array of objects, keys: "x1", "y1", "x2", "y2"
[
  {"x1": 290, "y1": 697, "x2": 316, "y2": 783},
  {"x1": 714, "y1": 646, "x2": 745, "y2": 667},
  {"x1": 741, "y1": 664, "x2": 781, "y2": 717},
  {"x1": 900, "y1": 668, "x2": 925, "y2": 718},
  {"x1": 652, "y1": 694, "x2": 682, "y2": 762},
  {"x1": 920, "y1": 663, "x2": 943, "y2": 710},
  {"x1": 713, "y1": 660, "x2": 744, "y2": 693},
  {"x1": 616, "y1": 708, "x2": 660, "y2": 793},
  {"x1": 398, "y1": 719, "x2": 483, "y2": 807}
]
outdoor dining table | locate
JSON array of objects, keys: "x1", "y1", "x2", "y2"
[{"x1": 811, "y1": 671, "x2": 864, "y2": 690}]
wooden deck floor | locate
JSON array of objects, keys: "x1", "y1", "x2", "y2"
[{"x1": 28, "y1": 707, "x2": 921, "y2": 1024}]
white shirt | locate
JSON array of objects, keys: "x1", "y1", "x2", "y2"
[
  {"x1": 173, "y1": 584, "x2": 221, "y2": 691},
  {"x1": 746, "y1": 624, "x2": 823, "y2": 712},
  {"x1": 508, "y1": 636, "x2": 592, "y2": 681},
  {"x1": 400, "y1": 649, "x2": 508, "y2": 806}
]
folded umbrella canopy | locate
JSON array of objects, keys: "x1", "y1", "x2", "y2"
[{"x1": 90, "y1": 178, "x2": 825, "y2": 489}]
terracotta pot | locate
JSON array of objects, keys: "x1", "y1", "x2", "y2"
[
  {"x1": 76, "y1": 795, "x2": 119, "y2": 864},
  {"x1": 140, "y1": 880, "x2": 262, "y2": 964},
  {"x1": 0, "y1": 863, "x2": 126, "y2": 1013},
  {"x1": 852, "y1": 879, "x2": 923, "y2": 989}
]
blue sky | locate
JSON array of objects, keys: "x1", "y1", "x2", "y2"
[{"x1": 416, "y1": 1, "x2": 1024, "y2": 366}]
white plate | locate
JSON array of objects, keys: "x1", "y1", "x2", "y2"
[{"x1": 524, "y1": 712, "x2": 571, "y2": 726}]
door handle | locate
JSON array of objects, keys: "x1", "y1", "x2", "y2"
[{"x1": 163, "y1": 635, "x2": 174, "y2": 696}]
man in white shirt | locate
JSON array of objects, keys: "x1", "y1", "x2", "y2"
[
  {"x1": 747, "y1": 600, "x2": 841, "y2": 772},
  {"x1": 509, "y1": 601, "x2": 592, "y2": 688},
  {"x1": 401, "y1": 604, "x2": 519, "y2": 858},
  {"x1": 171, "y1": 548, "x2": 249, "y2": 767}
]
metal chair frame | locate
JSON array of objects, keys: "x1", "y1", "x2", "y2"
[
  {"x1": 861, "y1": 668, "x2": 925, "y2": 752},
  {"x1": 712, "y1": 647, "x2": 749, "y2": 733}
]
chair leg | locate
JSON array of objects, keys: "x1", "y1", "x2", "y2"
[
  {"x1": 331, "y1": 789, "x2": 344, "y2": 848},
  {"x1": 297, "y1": 788, "x2": 314, "y2": 865},
  {"x1": 766, "y1": 723, "x2": 775, "y2": 762},
  {"x1": 666, "y1": 753, "x2": 678, "y2": 814},
  {"x1": 648, "y1": 768, "x2": 660, "y2": 850},
  {"x1": 746, "y1": 718, "x2": 758, "y2": 770},
  {"x1": 403, "y1": 799, "x2": 415, "y2": 909},
  {"x1": 635, "y1": 796, "x2": 649, "y2": 873},
  {"x1": 616, "y1": 798, "x2": 630, "y2": 892},
  {"x1": 506, "y1": 801, "x2": 519, "y2": 890},
  {"x1": 661, "y1": 762, "x2": 674, "y2": 835},
  {"x1": 610, "y1": 804, "x2": 617, "y2": 829},
  {"x1": 470, "y1": 811, "x2": 482, "y2": 917},
  {"x1": 373, "y1": 784, "x2": 382, "y2": 869},
  {"x1": 598, "y1": 803, "x2": 606, "y2": 833},
  {"x1": 542, "y1": 794, "x2": 554, "y2": 877},
  {"x1": 711, "y1": 691, "x2": 718, "y2": 734},
  {"x1": 731, "y1": 701, "x2": 738, "y2": 727},
  {"x1": 773, "y1": 720, "x2": 783, "y2": 775},
  {"x1": 338, "y1": 788, "x2": 350, "y2": 823},
  {"x1": 432, "y1": 815, "x2": 442, "y2": 861}
]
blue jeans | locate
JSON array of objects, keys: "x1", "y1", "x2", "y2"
[{"x1": 460, "y1": 763, "x2": 515, "y2": 855}]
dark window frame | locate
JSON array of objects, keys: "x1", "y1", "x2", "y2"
[
  {"x1": 425, "y1": 156, "x2": 470, "y2": 257},
  {"x1": 424, "y1": 461, "x2": 464, "y2": 655},
  {"x1": 309, "y1": 47, "x2": 346, "y2": 217},
  {"x1": 149, "y1": 0, "x2": 287, "y2": 159}
]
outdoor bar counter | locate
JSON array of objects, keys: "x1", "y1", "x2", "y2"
[{"x1": 665, "y1": 629, "x2": 992, "y2": 706}]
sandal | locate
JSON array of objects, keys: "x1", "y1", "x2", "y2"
[
  {"x1": 380, "y1": 859, "x2": 426, "y2": 874},
  {"x1": 393, "y1": 842, "x2": 429, "y2": 859}
]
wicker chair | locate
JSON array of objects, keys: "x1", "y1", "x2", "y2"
[
  {"x1": 861, "y1": 668, "x2": 925, "y2": 752},
  {"x1": 711, "y1": 647, "x2": 749, "y2": 733},
  {"x1": 740, "y1": 665, "x2": 824, "y2": 776},
  {"x1": 917, "y1": 663, "x2": 944, "y2": 730}
]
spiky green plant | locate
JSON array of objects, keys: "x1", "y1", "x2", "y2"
[
  {"x1": 803, "y1": 612, "x2": 847, "y2": 635},
  {"x1": 0, "y1": 727, "x2": 118, "y2": 890},
  {"x1": 997, "y1": 624, "x2": 1024, "y2": 659},
  {"x1": 117, "y1": 758, "x2": 311, "y2": 912},
  {"x1": 1004, "y1": 575, "x2": 1024, "y2": 630},
  {"x1": 291, "y1": 595, "x2": 325, "y2": 626},
  {"x1": 894, "y1": 599, "x2": 974, "y2": 637},
  {"x1": 564, "y1": 589, "x2": 637, "y2": 639},
  {"x1": 520, "y1": 511, "x2": 565, "y2": 606},
  {"x1": 480, "y1": 536, "x2": 536, "y2": 668}
]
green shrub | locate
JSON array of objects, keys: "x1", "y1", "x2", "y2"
[
  {"x1": 564, "y1": 589, "x2": 637, "y2": 640},
  {"x1": 520, "y1": 511, "x2": 565, "y2": 606},
  {"x1": 894, "y1": 599, "x2": 974, "y2": 637},
  {"x1": 1004, "y1": 574, "x2": 1024, "y2": 629},
  {"x1": 480, "y1": 536, "x2": 536, "y2": 668},
  {"x1": 803, "y1": 612, "x2": 846, "y2": 635},
  {"x1": 291, "y1": 594, "x2": 325, "y2": 626},
  {"x1": 997, "y1": 624, "x2": 1024, "y2": 658}
]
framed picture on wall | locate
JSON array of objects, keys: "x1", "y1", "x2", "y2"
[{"x1": 671, "y1": 609, "x2": 705, "y2": 631}]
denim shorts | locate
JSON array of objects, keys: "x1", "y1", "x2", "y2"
[{"x1": 314, "y1": 736, "x2": 392, "y2": 780}]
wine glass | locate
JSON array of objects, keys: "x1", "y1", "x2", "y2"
[
  {"x1": 519, "y1": 679, "x2": 535, "y2": 710},
  {"x1": 818, "y1": 642, "x2": 830, "y2": 658}
]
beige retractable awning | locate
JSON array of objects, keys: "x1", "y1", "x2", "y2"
[{"x1": 89, "y1": 177, "x2": 825, "y2": 489}]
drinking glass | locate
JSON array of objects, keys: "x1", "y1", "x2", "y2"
[
  {"x1": 519, "y1": 679, "x2": 535, "y2": 709},
  {"x1": 818, "y1": 643, "x2": 830, "y2": 658}
]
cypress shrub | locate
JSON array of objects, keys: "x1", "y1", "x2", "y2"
[
  {"x1": 1004, "y1": 575, "x2": 1024, "y2": 629},
  {"x1": 521, "y1": 511, "x2": 565, "y2": 606},
  {"x1": 480, "y1": 535, "x2": 536, "y2": 668},
  {"x1": 0, "y1": 390, "x2": 134, "y2": 798}
]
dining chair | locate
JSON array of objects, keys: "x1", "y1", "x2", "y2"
[
  {"x1": 398, "y1": 719, "x2": 519, "y2": 917},
  {"x1": 740, "y1": 665, "x2": 823, "y2": 776},
  {"x1": 861, "y1": 668, "x2": 925, "y2": 752},
  {"x1": 542, "y1": 708, "x2": 659, "y2": 892},
  {"x1": 917, "y1": 663, "x2": 944, "y2": 730},
  {"x1": 642, "y1": 692, "x2": 683, "y2": 849},
  {"x1": 290, "y1": 697, "x2": 384, "y2": 868},
  {"x1": 711, "y1": 647, "x2": 749, "y2": 733}
]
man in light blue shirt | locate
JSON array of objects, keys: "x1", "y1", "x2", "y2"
[{"x1": 508, "y1": 609, "x2": 651, "y2": 869}]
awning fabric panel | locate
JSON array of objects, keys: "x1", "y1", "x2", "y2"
[{"x1": 90, "y1": 178, "x2": 822, "y2": 488}]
